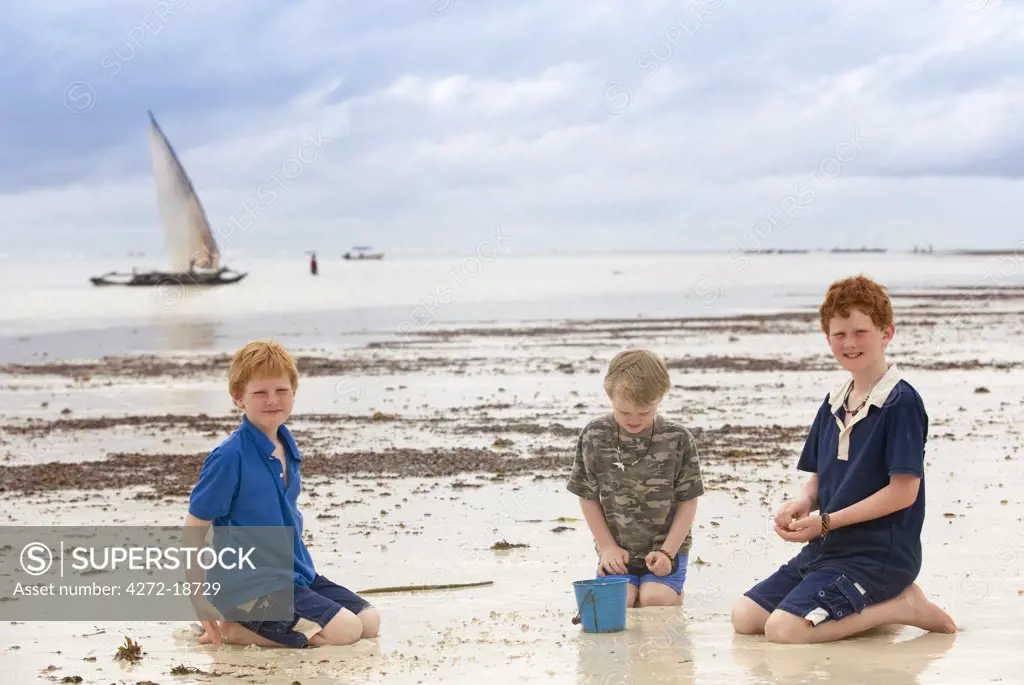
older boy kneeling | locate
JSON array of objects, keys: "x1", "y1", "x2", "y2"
[{"x1": 732, "y1": 276, "x2": 956, "y2": 643}]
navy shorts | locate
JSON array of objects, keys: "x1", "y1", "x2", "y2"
[
  {"x1": 235, "y1": 574, "x2": 372, "y2": 647},
  {"x1": 600, "y1": 555, "x2": 689, "y2": 594},
  {"x1": 744, "y1": 555, "x2": 889, "y2": 625}
]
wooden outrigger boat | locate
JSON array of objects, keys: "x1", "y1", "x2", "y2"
[
  {"x1": 90, "y1": 111, "x2": 247, "y2": 287},
  {"x1": 90, "y1": 267, "x2": 246, "y2": 286}
]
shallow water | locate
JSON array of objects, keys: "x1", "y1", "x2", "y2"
[{"x1": 3, "y1": 251, "x2": 1023, "y2": 363}]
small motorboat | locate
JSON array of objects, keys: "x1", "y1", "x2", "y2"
[{"x1": 343, "y1": 246, "x2": 384, "y2": 261}]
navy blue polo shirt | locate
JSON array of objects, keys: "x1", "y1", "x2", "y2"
[
  {"x1": 796, "y1": 365, "x2": 927, "y2": 597},
  {"x1": 188, "y1": 415, "x2": 317, "y2": 587}
]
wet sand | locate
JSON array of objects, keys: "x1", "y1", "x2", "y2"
[{"x1": 2, "y1": 285, "x2": 1023, "y2": 683}]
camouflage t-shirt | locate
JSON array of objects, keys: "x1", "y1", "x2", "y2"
[{"x1": 566, "y1": 414, "x2": 704, "y2": 563}]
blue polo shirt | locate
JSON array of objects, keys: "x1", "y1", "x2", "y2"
[
  {"x1": 796, "y1": 365, "x2": 927, "y2": 597},
  {"x1": 188, "y1": 415, "x2": 317, "y2": 587}
]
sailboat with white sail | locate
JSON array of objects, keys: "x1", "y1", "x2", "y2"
[{"x1": 90, "y1": 111, "x2": 247, "y2": 287}]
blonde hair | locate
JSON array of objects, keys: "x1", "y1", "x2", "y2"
[
  {"x1": 228, "y1": 339, "x2": 299, "y2": 399},
  {"x1": 603, "y1": 349, "x2": 671, "y2": 408}
]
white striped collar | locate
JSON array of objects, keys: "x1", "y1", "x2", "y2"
[{"x1": 828, "y1": 363, "x2": 903, "y2": 415}]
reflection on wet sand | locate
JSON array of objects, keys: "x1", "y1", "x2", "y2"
[
  {"x1": 181, "y1": 625, "x2": 384, "y2": 684},
  {"x1": 156, "y1": 315, "x2": 220, "y2": 353},
  {"x1": 576, "y1": 606, "x2": 696, "y2": 685},
  {"x1": 731, "y1": 630, "x2": 956, "y2": 684},
  {"x1": 157, "y1": 315, "x2": 223, "y2": 416}
]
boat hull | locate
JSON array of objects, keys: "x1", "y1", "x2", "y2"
[{"x1": 89, "y1": 269, "x2": 247, "y2": 287}]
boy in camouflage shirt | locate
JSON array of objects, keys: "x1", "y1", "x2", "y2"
[{"x1": 567, "y1": 349, "x2": 704, "y2": 607}]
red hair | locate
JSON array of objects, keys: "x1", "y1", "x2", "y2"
[
  {"x1": 229, "y1": 339, "x2": 299, "y2": 399},
  {"x1": 818, "y1": 275, "x2": 893, "y2": 333}
]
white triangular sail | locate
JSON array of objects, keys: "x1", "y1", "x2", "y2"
[{"x1": 147, "y1": 111, "x2": 220, "y2": 271}]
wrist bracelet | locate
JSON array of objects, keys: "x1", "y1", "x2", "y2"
[
  {"x1": 657, "y1": 548, "x2": 674, "y2": 561},
  {"x1": 821, "y1": 512, "x2": 831, "y2": 536}
]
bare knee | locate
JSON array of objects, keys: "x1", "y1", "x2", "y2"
[
  {"x1": 731, "y1": 597, "x2": 769, "y2": 635},
  {"x1": 317, "y1": 610, "x2": 363, "y2": 646},
  {"x1": 359, "y1": 607, "x2": 381, "y2": 638},
  {"x1": 638, "y1": 583, "x2": 681, "y2": 607},
  {"x1": 764, "y1": 610, "x2": 810, "y2": 644}
]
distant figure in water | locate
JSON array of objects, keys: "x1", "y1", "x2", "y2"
[{"x1": 310, "y1": 252, "x2": 318, "y2": 275}]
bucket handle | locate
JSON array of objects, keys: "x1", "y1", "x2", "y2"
[{"x1": 571, "y1": 589, "x2": 597, "y2": 626}]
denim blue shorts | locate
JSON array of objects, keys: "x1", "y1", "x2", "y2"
[
  {"x1": 744, "y1": 560, "x2": 878, "y2": 625},
  {"x1": 234, "y1": 574, "x2": 372, "y2": 647},
  {"x1": 600, "y1": 555, "x2": 689, "y2": 594}
]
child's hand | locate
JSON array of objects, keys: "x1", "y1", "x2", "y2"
[
  {"x1": 774, "y1": 498, "x2": 811, "y2": 534},
  {"x1": 597, "y1": 546, "x2": 630, "y2": 575},
  {"x1": 190, "y1": 596, "x2": 224, "y2": 645},
  {"x1": 644, "y1": 550, "x2": 673, "y2": 577},
  {"x1": 775, "y1": 514, "x2": 823, "y2": 543}
]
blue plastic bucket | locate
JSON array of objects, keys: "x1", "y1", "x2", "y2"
[{"x1": 573, "y1": 577, "x2": 628, "y2": 633}]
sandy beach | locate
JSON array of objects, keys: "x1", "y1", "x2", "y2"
[
  {"x1": 2, "y1": 273, "x2": 1023, "y2": 684},
  {"x1": 12, "y1": 0, "x2": 1024, "y2": 676}
]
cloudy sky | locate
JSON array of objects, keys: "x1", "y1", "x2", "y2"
[{"x1": 2, "y1": 0, "x2": 1023, "y2": 258}]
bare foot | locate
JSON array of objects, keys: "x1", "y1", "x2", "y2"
[{"x1": 902, "y1": 584, "x2": 957, "y2": 633}]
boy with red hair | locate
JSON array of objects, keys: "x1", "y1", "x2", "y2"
[
  {"x1": 731, "y1": 275, "x2": 956, "y2": 643},
  {"x1": 185, "y1": 339, "x2": 380, "y2": 648}
]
